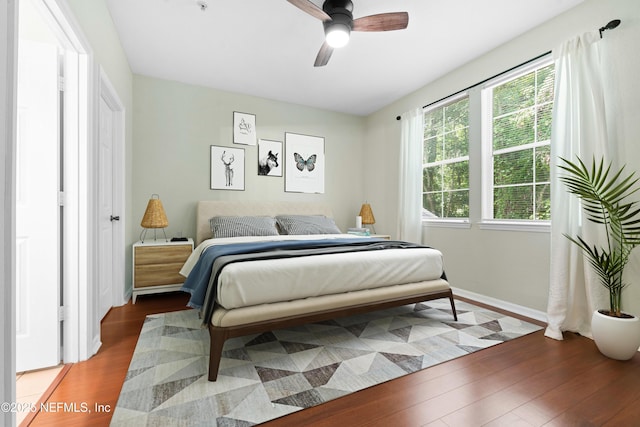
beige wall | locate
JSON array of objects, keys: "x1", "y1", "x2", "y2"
[
  {"x1": 132, "y1": 75, "x2": 366, "y2": 257},
  {"x1": 364, "y1": 0, "x2": 640, "y2": 314}
]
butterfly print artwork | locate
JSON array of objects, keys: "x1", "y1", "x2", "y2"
[{"x1": 294, "y1": 153, "x2": 317, "y2": 172}]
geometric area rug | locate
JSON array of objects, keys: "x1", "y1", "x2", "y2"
[{"x1": 110, "y1": 299, "x2": 542, "y2": 426}]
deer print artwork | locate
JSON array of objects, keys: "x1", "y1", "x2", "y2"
[
  {"x1": 210, "y1": 145, "x2": 245, "y2": 190},
  {"x1": 221, "y1": 151, "x2": 235, "y2": 186}
]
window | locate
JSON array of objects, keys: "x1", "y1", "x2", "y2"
[
  {"x1": 483, "y1": 60, "x2": 554, "y2": 221},
  {"x1": 422, "y1": 95, "x2": 470, "y2": 219}
]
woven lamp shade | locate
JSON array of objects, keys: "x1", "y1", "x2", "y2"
[
  {"x1": 141, "y1": 195, "x2": 168, "y2": 228},
  {"x1": 359, "y1": 203, "x2": 375, "y2": 225}
]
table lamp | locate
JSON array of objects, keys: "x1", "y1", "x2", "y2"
[
  {"x1": 140, "y1": 194, "x2": 169, "y2": 242},
  {"x1": 359, "y1": 203, "x2": 376, "y2": 233}
]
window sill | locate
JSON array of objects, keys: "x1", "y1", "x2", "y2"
[
  {"x1": 422, "y1": 219, "x2": 471, "y2": 229},
  {"x1": 478, "y1": 220, "x2": 550, "y2": 233}
]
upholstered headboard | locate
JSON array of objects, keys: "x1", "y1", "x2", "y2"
[{"x1": 196, "y1": 200, "x2": 334, "y2": 245}]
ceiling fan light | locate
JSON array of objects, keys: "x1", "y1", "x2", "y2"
[{"x1": 325, "y1": 23, "x2": 350, "y2": 48}]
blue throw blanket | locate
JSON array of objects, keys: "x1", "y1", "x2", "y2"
[{"x1": 181, "y1": 238, "x2": 380, "y2": 310}]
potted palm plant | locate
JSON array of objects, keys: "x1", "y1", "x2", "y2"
[{"x1": 559, "y1": 156, "x2": 640, "y2": 360}]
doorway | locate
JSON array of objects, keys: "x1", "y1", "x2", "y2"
[
  {"x1": 98, "y1": 69, "x2": 126, "y2": 320},
  {"x1": 13, "y1": 0, "x2": 124, "y2": 373}
]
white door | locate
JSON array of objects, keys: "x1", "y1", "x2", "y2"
[
  {"x1": 15, "y1": 39, "x2": 61, "y2": 372},
  {"x1": 97, "y1": 96, "x2": 115, "y2": 320}
]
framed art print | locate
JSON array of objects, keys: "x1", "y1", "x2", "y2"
[
  {"x1": 285, "y1": 132, "x2": 325, "y2": 194},
  {"x1": 210, "y1": 145, "x2": 245, "y2": 190},
  {"x1": 257, "y1": 139, "x2": 282, "y2": 177},
  {"x1": 233, "y1": 111, "x2": 256, "y2": 146}
]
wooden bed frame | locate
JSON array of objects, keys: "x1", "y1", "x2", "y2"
[{"x1": 195, "y1": 200, "x2": 458, "y2": 381}]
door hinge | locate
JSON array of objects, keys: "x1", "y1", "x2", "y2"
[
  {"x1": 58, "y1": 306, "x2": 66, "y2": 321},
  {"x1": 58, "y1": 76, "x2": 65, "y2": 92},
  {"x1": 58, "y1": 191, "x2": 65, "y2": 206}
]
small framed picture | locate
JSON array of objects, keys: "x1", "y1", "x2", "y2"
[
  {"x1": 257, "y1": 139, "x2": 282, "y2": 177},
  {"x1": 210, "y1": 145, "x2": 245, "y2": 191},
  {"x1": 285, "y1": 132, "x2": 325, "y2": 194},
  {"x1": 233, "y1": 111, "x2": 256, "y2": 146}
]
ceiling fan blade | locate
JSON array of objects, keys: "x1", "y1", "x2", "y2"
[
  {"x1": 314, "y1": 41, "x2": 334, "y2": 67},
  {"x1": 287, "y1": 0, "x2": 332, "y2": 21},
  {"x1": 352, "y1": 12, "x2": 409, "y2": 32}
]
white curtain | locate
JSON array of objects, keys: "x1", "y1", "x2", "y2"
[
  {"x1": 545, "y1": 32, "x2": 614, "y2": 340},
  {"x1": 397, "y1": 107, "x2": 423, "y2": 244}
]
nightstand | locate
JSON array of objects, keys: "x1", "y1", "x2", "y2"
[{"x1": 132, "y1": 238, "x2": 193, "y2": 303}]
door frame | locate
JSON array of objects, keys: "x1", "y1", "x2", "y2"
[
  {"x1": 40, "y1": 0, "x2": 98, "y2": 363},
  {"x1": 15, "y1": 0, "x2": 89, "y2": 366},
  {"x1": 99, "y1": 67, "x2": 126, "y2": 308},
  {"x1": 16, "y1": 0, "x2": 100, "y2": 364},
  {"x1": 1, "y1": 1, "x2": 18, "y2": 425},
  {"x1": 0, "y1": 0, "x2": 98, "y2": 417}
]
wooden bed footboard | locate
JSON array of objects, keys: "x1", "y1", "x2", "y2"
[{"x1": 207, "y1": 288, "x2": 457, "y2": 381}]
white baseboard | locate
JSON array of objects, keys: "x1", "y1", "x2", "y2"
[
  {"x1": 122, "y1": 288, "x2": 132, "y2": 305},
  {"x1": 452, "y1": 287, "x2": 547, "y2": 324},
  {"x1": 92, "y1": 335, "x2": 102, "y2": 356}
]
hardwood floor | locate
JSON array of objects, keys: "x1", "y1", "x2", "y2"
[
  {"x1": 29, "y1": 293, "x2": 640, "y2": 426},
  {"x1": 29, "y1": 292, "x2": 190, "y2": 427}
]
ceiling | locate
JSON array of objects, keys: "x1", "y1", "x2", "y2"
[{"x1": 105, "y1": 0, "x2": 583, "y2": 116}]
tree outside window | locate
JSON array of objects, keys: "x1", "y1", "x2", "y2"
[
  {"x1": 422, "y1": 96, "x2": 470, "y2": 218},
  {"x1": 487, "y1": 63, "x2": 554, "y2": 221}
]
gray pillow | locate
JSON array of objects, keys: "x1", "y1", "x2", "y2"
[
  {"x1": 275, "y1": 215, "x2": 342, "y2": 235},
  {"x1": 209, "y1": 216, "x2": 279, "y2": 238}
]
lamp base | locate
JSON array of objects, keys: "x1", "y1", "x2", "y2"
[{"x1": 140, "y1": 228, "x2": 168, "y2": 243}]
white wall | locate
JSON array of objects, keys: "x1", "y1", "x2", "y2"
[
  {"x1": 364, "y1": 0, "x2": 640, "y2": 314},
  {"x1": 132, "y1": 75, "x2": 366, "y2": 261}
]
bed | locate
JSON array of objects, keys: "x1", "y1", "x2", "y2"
[{"x1": 182, "y1": 200, "x2": 457, "y2": 381}]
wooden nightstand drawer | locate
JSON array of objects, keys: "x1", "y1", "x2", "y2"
[
  {"x1": 134, "y1": 263, "x2": 187, "y2": 287},
  {"x1": 135, "y1": 244, "x2": 192, "y2": 265}
]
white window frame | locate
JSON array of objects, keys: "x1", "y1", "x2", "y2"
[
  {"x1": 479, "y1": 55, "x2": 553, "y2": 232},
  {"x1": 422, "y1": 91, "x2": 471, "y2": 228}
]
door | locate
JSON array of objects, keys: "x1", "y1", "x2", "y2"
[
  {"x1": 97, "y1": 96, "x2": 115, "y2": 320},
  {"x1": 15, "y1": 39, "x2": 61, "y2": 372}
]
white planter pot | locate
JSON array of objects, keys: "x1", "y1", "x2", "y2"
[{"x1": 591, "y1": 310, "x2": 640, "y2": 360}]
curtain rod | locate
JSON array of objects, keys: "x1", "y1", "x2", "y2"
[{"x1": 395, "y1": 18, "x2": 621, "y2": 121}]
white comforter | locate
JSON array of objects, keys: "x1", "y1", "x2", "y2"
[{"x1": 181, "y1": 234, "x2": 445, "y2": 310}]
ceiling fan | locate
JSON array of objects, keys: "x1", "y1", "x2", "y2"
[{"x1": 287, "y1": 0, "x2": 409, "y2": 67}]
